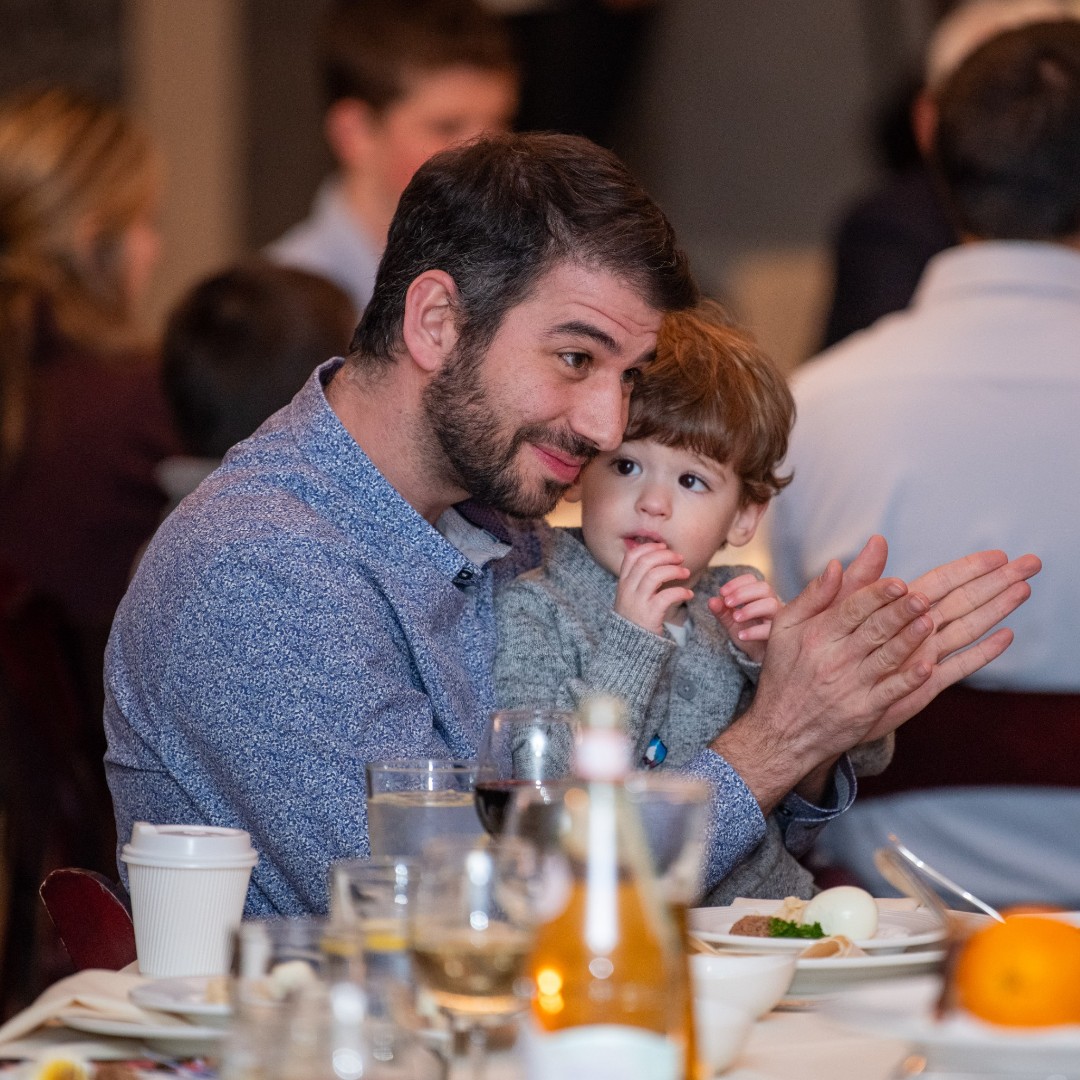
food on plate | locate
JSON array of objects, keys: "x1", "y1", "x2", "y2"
[
  {"x1": 729, "y1": 886, "x2": 879, "y2": 942},
  {"x1": 802, "y1": 886, "x2": 879, "y2": 940},
  {"x1": 799, "y1": 934, "x2": 867, "y2": 959},
  {"x1": 952, "y1": 913, "x2": 1080, "y2": 1027},
  {"x1": 766, "y1": 917, "x2": 825, "y2": 939},
  {"x1": 729, "y1": 914, "x2": 775, "y2": 937}
]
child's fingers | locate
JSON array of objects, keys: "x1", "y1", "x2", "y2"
[
  {"x1": 730, "y1": 597, "x2": 780, "y2": 623},
  {"x1": 718, "y1": 572, "x2": 760, "y2": 595},
  {"x1": 719, "y1": 579, "x2": 776, "y2": 608},
  {"x1": 619, "y1": 543, "x2": 684, "y2": 585},
  {"x1": 735, "y1": 623, "x2": 772, "y2": 643}
]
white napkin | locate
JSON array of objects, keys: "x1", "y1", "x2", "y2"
[{"x1": 0, "y1": 969, "x2": 187, "y2": 1047}]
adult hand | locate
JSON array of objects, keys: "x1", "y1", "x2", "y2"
[{"x1": 709, "y1": 536, "x2": 1040, "y2": 812}]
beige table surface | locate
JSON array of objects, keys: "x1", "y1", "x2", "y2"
[{"x1": 472, "y1": 1008, "x2": 910, "y2": 1080}]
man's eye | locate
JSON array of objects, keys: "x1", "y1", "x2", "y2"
[
  {"x1": 679, "y1": 473, "x2": 708, "y2": 491},
  {"x1": 612, "y1": 458, "x2": 640, "y2": 477},
  {"x1": 559, "y1": 352, "x2": 589, "y2": 371}
]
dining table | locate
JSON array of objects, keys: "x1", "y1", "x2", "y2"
[{"x1": 0, "y1": 1003, "x2": 910, "y2": 1080}]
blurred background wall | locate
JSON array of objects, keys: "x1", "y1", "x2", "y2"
[{"x1": 0, "y1": 0, "x2": 944, "y2": 370}]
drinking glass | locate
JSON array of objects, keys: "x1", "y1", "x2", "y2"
[
  {"x1": 327, "y1": 857, "x2": 428, "y2": 1057},
  {"x1": 366, "y1": 759, "x2": 482, "y2": 857},
  {"x1": 474, "y1": 707, "x2": 578, "y2": 837},
  {"x1": 410, "y1": 836, "x2": 536, "y2": 1080},
  {"x1": 221, "y1": 916, "x2": 338, "y2": 1080},
  {"x1": 626, "y1": 772, "x2": 711, "y2": 1080}
]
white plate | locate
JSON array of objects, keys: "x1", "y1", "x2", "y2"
[
  {"x1": 61, "y1": 1014, "x2": 225, "y2": 1056},
  {"x1": 689, "y1": 900, "x2": 945, "y2": 953},
  {"x1": 130, "y1": 975, "x2": 231, "y2": 1022},
  {"x1": 789, "y1": 947, "x2": 947, "y2": 997},
  {"x1": 824, "y1": 975, "x2": 1080, "y2": 1074}
]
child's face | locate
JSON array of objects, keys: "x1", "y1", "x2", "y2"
[
  {"x1": 573, "y1": 438, "x2": 766, "y2": 588},
  {"x1": 368, "y1": 65, "x2": 518, "y2": 204}
]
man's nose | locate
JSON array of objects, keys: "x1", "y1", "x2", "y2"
[{"x1": 570, "y1": 378, "x2": 627, "y2": 453}]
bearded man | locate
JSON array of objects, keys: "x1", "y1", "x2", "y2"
[{"x1": 105, "y1": 133, "x2": 1038, "y2": 915}]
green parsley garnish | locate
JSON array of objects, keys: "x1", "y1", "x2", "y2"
[{"x1": 767, "y1": 916, "x2": 825, "y2": 939}]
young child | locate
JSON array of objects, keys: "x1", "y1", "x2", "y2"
[
  {"x1": 493, "y1": 299, "x2": 893, "y2": 903},
  {"x1": 266, "y1": 0, "x2": 518, "y2": 314}
]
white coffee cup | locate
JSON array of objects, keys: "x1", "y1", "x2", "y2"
[{"x1": 122, "y1": 822, "x2": 258, "y2": 978}]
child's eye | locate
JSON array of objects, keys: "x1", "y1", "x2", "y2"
[
  {"x1": 679, "y1": 472, "x2": 709, "y2": 491},
  {"x1": 611, "y1": 458, "x2": 640, "y2": 477},
  {"x1": 620, "y1": 367, "x2": 642, "y2": 388}
]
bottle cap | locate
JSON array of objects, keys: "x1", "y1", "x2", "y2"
[{"x1": 575, "y1": 695, "x2": 632, "y2": 780}]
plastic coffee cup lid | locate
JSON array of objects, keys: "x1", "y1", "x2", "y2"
[{"x1": 121, "y1": 822, "x2": 258, "y2": 869}]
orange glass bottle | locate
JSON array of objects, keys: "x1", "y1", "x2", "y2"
[{"x1": 521, "y1": 695, "x2": 687, "y2": 1080}]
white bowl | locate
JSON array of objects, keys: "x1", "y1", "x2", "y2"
[
  {"x1": 692, "y1": 999, "x2": 753, "y2": 1075},
  {"x1": 691, "y1": 951, "x2": 796, "y2": 1018}
]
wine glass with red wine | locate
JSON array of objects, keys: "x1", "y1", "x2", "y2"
[{"x1": 473, "y1": 707, "x2": 578, "y2": 837}]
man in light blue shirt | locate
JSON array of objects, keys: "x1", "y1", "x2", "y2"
[
  {"x1": 772, "y1": 21, "x2": 1080, "y2": 905},
  {"x1": 106, "y1": 132, "x2": 1038, "y2": 915},
  {"x1": 266, "y1": 0, "x2": 518, "y2": 314}
]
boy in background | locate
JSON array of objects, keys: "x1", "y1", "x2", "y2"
[
  {"x1": 494, "y1": 300, "x2": 893, "y2": 902},
  {"x1": 157, "y1": 260, "x2": 355, "y2": 515},
  {"x1": 267, "y1": 0, "x2": 519, "y2": 314}
]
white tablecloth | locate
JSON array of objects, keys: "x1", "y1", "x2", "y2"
[{"x1": 474, "y1": 1009, "x2": 909, "y2": 1080}]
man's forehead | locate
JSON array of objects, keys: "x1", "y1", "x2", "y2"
[{"x1": 519, "y1": 261, "x2": 663, "y2": 331}]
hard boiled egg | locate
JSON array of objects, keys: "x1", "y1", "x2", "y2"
[{"x1": 802, "y1": 885, "x2": 879, "y2": 939}]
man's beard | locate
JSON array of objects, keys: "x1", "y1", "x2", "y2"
[{"x1": 422, "y1": 338, "x2": 598, "y2": 519}]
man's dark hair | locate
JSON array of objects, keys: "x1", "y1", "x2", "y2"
[
  {"x1": 321, "y1": 0, "x2": 516, "y2": 112},
  {"x1": 163, "y1": 260, "x2": 355, "y2": 458},
  {"x1": 932, "y1": 19, "x2": 1080, "y2": 239},
  {"x1": 351, "y1": 131, "x2": 698, "y2": 365}
]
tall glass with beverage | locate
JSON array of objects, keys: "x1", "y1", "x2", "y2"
[
  {"x1": 474, "y1": 707, "x2": 578, "y2": 837},
  {"x1": 626, "y1": 771, "x2": 711, "y2": 1080},
  {"x1": 410, "y1": 836, "x2": 537, "y2": 1080},
  {"x1": 365, "y1": 759, "x2": 482, "y2": 858}
]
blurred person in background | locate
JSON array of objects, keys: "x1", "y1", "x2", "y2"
[
  {"x1": 0, "y1": 85, "x2": 178, "y2": 1010},
  {"x1": 819, "y1": 0, "x2": 1080, "y2": 349},
  {"x1": 0, "y1": 85, "x2": 179, "y2": 719},
  {"x1": 157, "y1": 259, "x2": 355, "y2": 517},
  {"x1": 772, "y1": 20, "x2": 1080, "y2": 907},
  {"x1": 266, "y1": 0, "x2": 519, "y2": 315}
]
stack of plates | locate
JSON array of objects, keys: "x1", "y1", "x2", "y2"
[{"x1": 688, "y1": 899, "x2": 948, "y2": 998}]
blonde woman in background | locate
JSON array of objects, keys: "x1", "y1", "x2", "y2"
[{"x1": 0, "y1": 86, "x2": 179, "y2": 717}]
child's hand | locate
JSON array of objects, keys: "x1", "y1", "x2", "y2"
[
  {"x1": 614, "y1": 542, "x2": 694, "y2": 636},
  {"x1": 708, "y1": 573, "x2": 780, "y2": 663}
]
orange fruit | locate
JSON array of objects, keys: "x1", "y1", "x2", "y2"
[{"x1": 954, "y1": 914, "x2": 1080, "y2": 1027}]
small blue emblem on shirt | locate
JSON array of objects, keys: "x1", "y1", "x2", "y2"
[{"x1": 643, "y1": 737, "x2": 668, "y2": 768}]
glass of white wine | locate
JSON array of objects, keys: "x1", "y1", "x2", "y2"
[{"x1": 410, "y1": 835, "x2": 536, "y2": 1080}]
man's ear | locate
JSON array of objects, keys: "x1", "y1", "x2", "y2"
[
  {"x1": 725, "y1": 498, "x2": 768, "y2": 549},
  {"x1": 401, "y1": 270, "x2": 460, "y2": 373},
  {"x1": 324, "y1": 98, "x2": 378, "y2": 169}
]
